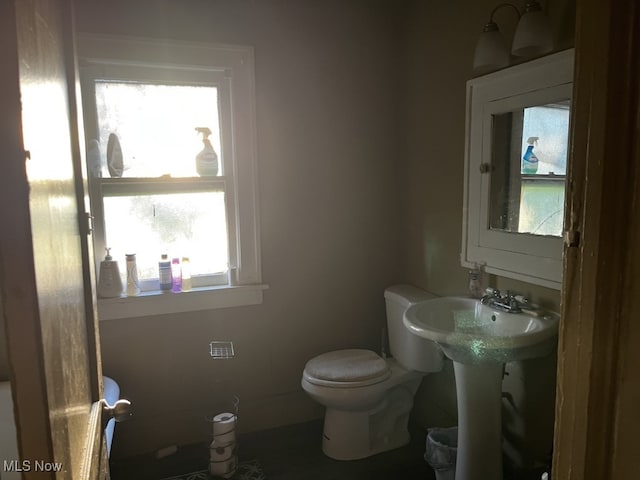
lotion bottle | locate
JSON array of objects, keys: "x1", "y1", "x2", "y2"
[
  {"x1": 468, "y1": 264, "x2": 484, "y2": 298},
  {"x1": 181, "y1": 257, "x2": 192, "y2": 291},
  {"x1": 97, "y1": 248, "x2": 123, "y2": 298},
  {"x1": 125, "y1": 253, "x2": 140, "y2": 296}
]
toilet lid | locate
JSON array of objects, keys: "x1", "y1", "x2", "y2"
[{"x1": 303, "y1": 349, "x2": 390, "y2": 387}]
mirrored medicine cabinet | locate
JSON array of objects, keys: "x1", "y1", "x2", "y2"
[{"x1": 461, "y1": 49, "x2": 574, "y2": 289}]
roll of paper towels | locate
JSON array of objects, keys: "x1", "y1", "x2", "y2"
[
  {"x1": 212, "y1": 412, "x2": 236, "y2": 435},
  {"x1": 209, "y1": 440, "x2": 235, "y2": 461},
  {"x1": 209, "y1": 455, "x2": 237, "y2": 478},
  {"x1": 214, "y1": 429, "x2": 237, "y2": 445}
]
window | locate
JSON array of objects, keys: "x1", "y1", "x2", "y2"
[
  {"x1": 518, "y1": 103, "x2": 569, "y2": 236},
  {"x1": 78, "y1": 36, "x2": 264, "y2": 319},
  {"x1": 488, "y1": 102, "x2": 569, "y2": 237}
]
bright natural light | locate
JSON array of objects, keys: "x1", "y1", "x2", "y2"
[
  {"x1": 518, "y1": 181, "x2": 565, "y2": 235},
  {"x1": 103, "y1": 191, "x2": 229, "y2": 283},
  {"x1": 518, "y1": 104, "x2": 570, "y2": 236},
  {"x1": 94, "y1": 80, "x2": 229, "y2": 285},
  {"x1": 95, "y1": 81, "x2": 221, "y2": 178},
  {"x1": 520, "y1": 104, "x2": 570, "y2": 175}
]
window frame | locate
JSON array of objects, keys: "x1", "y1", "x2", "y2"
[
  {"x1": 77, "y1": 35, "x2": 265, "y2": 320},
  {"x1": 98, "y1": 177, "x2": 230, "y2": 290}
]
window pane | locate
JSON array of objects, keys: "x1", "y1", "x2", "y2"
[
  {"x1": 521, "y1": 104, "x2": 570, "y2": 175},
  {"x1": 103, "y1": 192, "x2": 228, "y2": 282},
  {"x1": 518, "y1": 181, "x2": 565, "y2": 236},
  {"x1": 95, "y1": 82, "x2": 220, "y2": 178}
]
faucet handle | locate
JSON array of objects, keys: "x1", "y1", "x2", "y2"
[
  {"x1": 485, "y1": 287, "x2": 499, "y2": 297},
  {"x1": 514, "y1": 294, "x2": 529, "y2": 305}
]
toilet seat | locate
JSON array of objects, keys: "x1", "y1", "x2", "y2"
[{"x1": 303, "y1": 349, "x2": 391, "y2": 388}]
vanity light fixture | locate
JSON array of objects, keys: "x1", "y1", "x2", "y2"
[{"x1": 473, "y1": 1, "x2": 554, "y2": 74}]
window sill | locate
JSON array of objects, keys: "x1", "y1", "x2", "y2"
[{"x1": 97, "y1": 284, "x2": 269, "y2": 321}]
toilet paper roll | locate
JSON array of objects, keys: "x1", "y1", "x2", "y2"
[
  {"x1": 213, "y1": 429, "x2": 236, "y2": 445},
  {"x1": 209, "y1": 455, "x2": 237, "y2": 478},
  {"x1": 212, "y1": 412, "x2": 236, "y2": 435},
  {"x1": 209, "y1": 441, "x2": 236, "y2": 462}
]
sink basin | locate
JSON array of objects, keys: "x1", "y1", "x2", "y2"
[{"x1": 403, "y1": 296, "x2": 559, "y2": 364}]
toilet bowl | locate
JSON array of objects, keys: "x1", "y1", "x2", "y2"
[
  {"x1": 301, "y1": 285, "x2": 444, "y2": 461},
  {"x1": 302, "y1": 350, "x2": 424, "y2": 460}
]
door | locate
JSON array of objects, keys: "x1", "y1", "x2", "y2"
[
  {"x1": 553, "y1": 0, "x2": 640, "y2": 478},
  {"x1": 0, "y1": 0, "x2": 110, "y2": 478}
]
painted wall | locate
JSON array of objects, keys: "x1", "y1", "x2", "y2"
[
  {"x1": 401, "y1": 0, "x2": 574, "y2": 303},
  {"x1": 73, "y1": 0, "x2": 407, "y2": 458},
  {"x1": 402, "y1": 0, "x2": 575, "y2": 473}
]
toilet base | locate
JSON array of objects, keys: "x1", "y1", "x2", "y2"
[{"x1": 321, "y1": 382, "x2": 417, "y2": 460}]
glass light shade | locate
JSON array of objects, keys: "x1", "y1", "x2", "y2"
[
  {"x1": 512, "y1": 9, "x2": 554, "y2": 57},
  {"x1": 473, "y1": 27, "x2": 510, "y2": 74}
]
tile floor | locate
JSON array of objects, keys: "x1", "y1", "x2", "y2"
[{"x1": 109, "y1": 419, "x2": 437, "y2": 480}]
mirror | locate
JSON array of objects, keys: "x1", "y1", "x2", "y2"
[
  {"x1": 489, "y1": 101, "x2": 570, "y2": 237},
  {"x1": 461, "y1": 49, "x2": 574, "y2": 289}
]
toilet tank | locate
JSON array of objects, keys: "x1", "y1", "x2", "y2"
[{"x1": 385, "y1": 285, "x2": 443, "y2": 373}]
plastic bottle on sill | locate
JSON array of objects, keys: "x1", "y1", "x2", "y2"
[
  {"x1": 97, "y1": 248, "x2": 123, "y2": 298},
  {"x1": 181, "y1": 257, "x2": 192, "y2": 292},
  {"x1": 227, "y1": 264, "x2": 237, "y2": 286},
  {"x1": 159, "y1": 254, "x2": 172, "y2": 292},
  {"x1": 171, "y1": 258, "x2": 182, "y2": 293},
  {"x1": 125, "y1": 253, "x2": 140, "y2": 296}
]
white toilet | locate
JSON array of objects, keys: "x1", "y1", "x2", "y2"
[{"x1": 301, "y1": 285, "x2": 444, "y2": 460}]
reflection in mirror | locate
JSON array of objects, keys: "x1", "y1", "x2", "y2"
[{"x1": 489, "y1": 101, "x2": 570, "y2": 237}]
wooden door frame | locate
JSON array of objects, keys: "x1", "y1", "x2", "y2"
[
  {"x1": 1, "y1": 1, "x2": 106, "y2": 476},
  {"x1": 554, "y1": 0, "x2": 639, "y2": 478},
  {"x1": 0, "y1": 0, "x2": 55, "y2": 465}
]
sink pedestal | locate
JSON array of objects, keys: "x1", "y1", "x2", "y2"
[{"x1": 453, "y1": 362, "x2": 503, "y2": 480}]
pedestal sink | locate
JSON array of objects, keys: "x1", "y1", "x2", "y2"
[{"x1": 403, "y1": 297, "x2": 559, "y2": 480}]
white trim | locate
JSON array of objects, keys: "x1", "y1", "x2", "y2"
[
  {"x1": 77, "y1": 35, "x2": 264, "y2": 314},
  {"x1": 97, "y1": 284, "x2": 269, "y2": 321},
  {"x1": 76, "y1": 34, "x2": 252, "y2": 72}
]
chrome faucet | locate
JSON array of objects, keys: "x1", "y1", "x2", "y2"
[{"x1": 480, "y1": 288, "x2": 528, "y2": 313}]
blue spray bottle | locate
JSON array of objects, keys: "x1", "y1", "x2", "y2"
[{"x1": 522, "y1": 136, "x2": 539, "y2": 174}]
